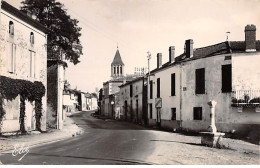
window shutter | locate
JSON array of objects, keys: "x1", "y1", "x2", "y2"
[
  {"x1": 195, "y1": 68, "x2": 205, "y2": 94},
  {"x1": 150, "y1": 80, "x2": 153, "y2": 99},
  {"x1": 157, "y1": 78, "x2": 160, "y2": 98},
  {"x1": 222, "y1": 64, "x2": 232, "y2": 92},
  {"x1": 171, "y1": 73, "x2": 175, "y2": 96}
]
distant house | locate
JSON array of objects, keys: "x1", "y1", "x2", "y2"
[
  {"x1": 119, "y1": 77, "x2": 147, "y2": 124},
  {"x1": 0, "y1": 1, "x2": 48, "y2": 133},
  {"x1": 148, "y1": 24, "x2": 260, "y2": 138},
  {"x1": 63, "y1": 89, "x2": 78, "y2": 113},
  {"x1": 85, "y1": 93, "x2": 98, "y2": 111}
]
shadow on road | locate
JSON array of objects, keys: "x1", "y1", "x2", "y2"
[{"x1": 150, "y1": 139, "x2": 204, "y2": 147}]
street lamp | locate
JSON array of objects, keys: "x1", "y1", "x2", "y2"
[{"x1": 111, "y1": 100, "x2": 114, "y2": 119}]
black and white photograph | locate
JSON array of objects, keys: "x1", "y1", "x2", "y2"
[{"x1": 0, "y1": 0, "x2": 259, "y2": 165}]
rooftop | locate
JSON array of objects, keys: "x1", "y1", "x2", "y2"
[
  {"x1": 150, "y1": 40, "x2": 260, "y2": 74},
  {"x1": 1, "y1": 1, "x2": 49, "y2": 34},
  {"x1": 111, "y1": 49, "x2": 124, "y2": 65}
]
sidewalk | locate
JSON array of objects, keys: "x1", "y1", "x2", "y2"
[
  {"x1": 0, "y1": 116, "x2": 83, "y2": 153},
  {"x1": 144, "y1": 130, "x2": 260, "y2": 164}
]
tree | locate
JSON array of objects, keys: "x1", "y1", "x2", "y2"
[{"x1": 20, "y1": 0, "x2": 83, "y2": 64}]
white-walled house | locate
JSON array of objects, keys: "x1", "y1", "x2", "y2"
[
  {"x1": 148, "y1": 25, "x2": 260, "y2": 138},
  {"x1": 0, "y1": 1, "x2": 48, "y2": 133},
  {"x1": 119, "y1": 77, "x2": 147, "y2": 124},
  {"x1": 63, "y1": 89, "x2": 78, "y2": 113}
]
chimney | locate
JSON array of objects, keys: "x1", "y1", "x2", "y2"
[
  {"x1": 169, "y1": 46, "x2": 175, "y2": 63},
  {"x1": 157, "y1": 53, "x2": 162, "y2": 69},
  {"x1": 245, "y1": 24, "x2": 256, "y2": 52},
  {"x1": 185, "y1": 39, "x2": 193, "y2": 58}
]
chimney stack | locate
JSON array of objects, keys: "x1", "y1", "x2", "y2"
[
  {"x1": 245, "y1": 24, "x2": 256, "y2": 52},
  {"x1": 157, "y1": 53, "x2": 162, "y2": 69},
  {"x1": 169, "y1": 46, "x2": 175, "y2": 63},
  {"x1": 185, "y1": 39, "x2": 193, "y2": 58}
]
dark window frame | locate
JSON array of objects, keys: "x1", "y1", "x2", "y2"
[
  {"x1": 157, "y1": 78, "x2": 160, "y2": 98},
  {"x1": 150, "y1": 80, "x2": 153, "y2": 99},
  {"x1": 171, "y1": 73, "x2": 176, "y2": 96},
  {"x1": 222, "y1": 64, "x2": 232, "y2": 93},
  {"x1": 171, "y1": 108, "x2": 176, "y2": 120},
  {"x1": 149, "y1": 104, "x2": 153, "y2": 119},
  {"x1": 130, "y1": 84, "x2": 133, "y2": 97},
  {"x1": 195, "y1": 68, "x2": 205, "y2": 94},
  {"x1": 193, "y1": 107, "x2": 202, "y2": 120}
]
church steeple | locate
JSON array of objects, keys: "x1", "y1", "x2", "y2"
[{"x1": 111, "y1": 46, "x2": 124, "y2": 78}]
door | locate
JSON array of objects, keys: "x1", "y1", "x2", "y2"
[
  {"x1": 124, "y1": 101, "x2": 127, "y2": 121},
  {"x1": 156, "y1": 108, "x2": 161, "y2": 127}
]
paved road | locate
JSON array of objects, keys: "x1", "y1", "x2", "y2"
[
  {"x1": 1, "y1": 111, "x2": 259, "y2": 165},
  {"x1": 0, "y1": 111, "x2": 157, "y2": 165}
]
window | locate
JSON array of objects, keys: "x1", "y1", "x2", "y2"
[
  {"x1": 195, "y1": 68, "x2": 205, "y2": 94},
  {"x1": 130, "y1": 84, "x2": 133, "y2": 97},
  {"x1": 157, "y1": 78, "x2": 160, "y2": 98},
  {"x1": 120, "y1": 66, "x2": 122, "y2": 74},
  {"x1": 193, "y1": 107, "x2": 202, "y2": 120},
  {"x1": 30, "y1": 51, "x2": 36, "y2": 77},
  {"x1": 9, "y1": 21, "x2": 14, "y2": 37},
  {"x1": 171, "y1": 73, "x2": 176, "y2": 96},
  {"x1": 222, "y1": 64, "x2": 232, "y2": 93},
  {"x1": 114, "y1": 67, "x2": 116, "y2": 74},
  {"x1": 150, "y1": 80, "x2": 153, "y2": 99},
  {"x1": 30, "y1": 32, "x2": 34, "y2": 46},
  {"x1": 8, "y1": 42, "x2": 16, "y2": 73},
  {"x1": 149, "y1": 104, "x2": 153, "y2": 119},
  {"x1": 117, "y1": 66, "x2": 119, "y2": 74},
  {"x1": 171, "y1": 108, "x2": 176, "y2": 120}
]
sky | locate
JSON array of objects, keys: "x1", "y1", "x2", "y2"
[{"x1": 5, "y1": 0, "x2": 260, "y2": 93}]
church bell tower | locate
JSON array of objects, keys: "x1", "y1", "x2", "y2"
[{"x1": 111, "y1": 46, "x2": 124, "y2": 79}]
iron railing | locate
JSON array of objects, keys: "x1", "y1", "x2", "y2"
[{"x1": 231, "y1": 90, "x2": 260, "y2": 107}]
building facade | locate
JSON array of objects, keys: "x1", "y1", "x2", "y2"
[
  {"x1": 119, "y1": 77, "x2": 147, "y2": 124},
  {"x1": 0, "y1": 1, "x2": 48, "y2": 133},
  {"x1": 148, "y1": 25, "x2": 260, "y2": 138},
  {"x1": 101, "y1": 47, "x2": 126, "y2": 117}
]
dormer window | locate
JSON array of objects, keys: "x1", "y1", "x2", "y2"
[
  {"x1": 30, "y1": 32, "x2": 34, "y2": 46},
  {"x1": 9, "y1": 21, "x2": 14, "y2": 37}
]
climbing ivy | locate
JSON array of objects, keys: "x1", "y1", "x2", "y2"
[{"x1": 0, "y1": 76, "x2": 45, "y2": 133}]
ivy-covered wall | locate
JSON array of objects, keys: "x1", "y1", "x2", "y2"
[
  {"x1": 0, "y1": 8, "x2": 47, "y2": 132},
  {"x1": 47, "y1": 64, "x2": 58, "y2": 129}
]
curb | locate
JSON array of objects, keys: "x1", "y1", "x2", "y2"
[{"x1": 0, "y1": 122, "x2": 83, "y2": 154}]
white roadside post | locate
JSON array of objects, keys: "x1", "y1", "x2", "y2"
[{"x1": 200, "y1": 100, "x2": 225, "y2": 148}]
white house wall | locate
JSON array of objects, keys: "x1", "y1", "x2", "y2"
[
  {"x1": 232, "y1": 52, "x2": 260, "y2": 90},
  {"x1": 181, "y1": 53, "x2": 260, "y2": 133},
  {"x1": 0, "y1": 9, "x2": 47, "y2": 132},
  {"x1": 148, "y1": 65, "x2": 181, "y2": 130}
]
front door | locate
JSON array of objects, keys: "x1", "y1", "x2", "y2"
[
  {"x1": 124, "y1": 101, "x2": 127, "y2": 121},
  {"x1": 156, "y1": 108, "x2": 161, "y2": 127}
]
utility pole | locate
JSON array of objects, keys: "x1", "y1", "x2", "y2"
[
  {"x1": 147, "y1": 51, "x2": 151, "y2": 82},
  {"x1": 226, "y1": 31, "x2": 230, "y2": 41},
  {"x1": 146, "y1": 51, "x2": 151, "y2": 125}
]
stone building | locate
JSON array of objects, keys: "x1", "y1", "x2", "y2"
[
  {"x1": 0, "y1": 1, "x2": 48, "y2": 133},
  {"x1": 118, "y1": 77, "x2": 147, "y2": 124},
  {"x1": 148, "y1": 24, "x2": 260, "y2": 138},
  {"x1": 47, "y1": 60, "x2": 66, "y2": 129}
]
